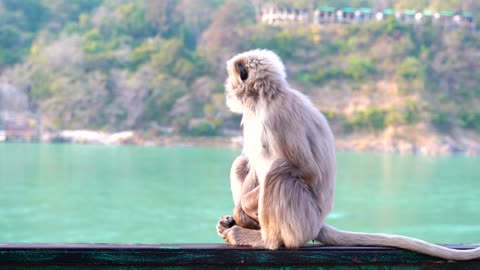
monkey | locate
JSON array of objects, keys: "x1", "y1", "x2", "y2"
[{"x1": 216, "y1": 49, "x2": 480, "y2": 260}]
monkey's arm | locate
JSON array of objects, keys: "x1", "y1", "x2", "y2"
[
  {"x1": 240, "y1": 186, "x2": 259, "y2": 220},
  {"x1": 233, "y1": 175, "x2": 260, "y2": 230},
  {"x1": 233, "y1": 185, "x2": 260, "y2": 229},
  {"x1": 228, "y1": 155, "x2": 260, "y2": 230}
]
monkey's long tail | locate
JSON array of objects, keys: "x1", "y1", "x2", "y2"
[{"x1": 316, "y1": 224, "x2": 480, "y2": 261}]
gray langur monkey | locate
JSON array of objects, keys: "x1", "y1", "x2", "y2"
[{"x1": 216, "y1": 49, "x2": 480, "y2": 260}]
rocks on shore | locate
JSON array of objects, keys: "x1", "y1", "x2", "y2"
[
  {"x1": 47, "y1": 130, "x2": 138, "y2": 145},
  {"x1": 17, "y1": 127, "x2": 480, "y2": 156},
  {"x1": 42, "y1": 129, "x2": 242, "y2": 148},
  {"x1": 335, "y1": 126, "x2": 480, "y2": 156}
]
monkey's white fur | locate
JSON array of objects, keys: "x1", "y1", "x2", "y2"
[{"x1": 216, "y1": 49, "x2": 480, "y2": 260}]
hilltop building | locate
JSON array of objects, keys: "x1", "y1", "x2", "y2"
[{"x1": 259, "y1": 5, "x2": 476, "y2": 31}]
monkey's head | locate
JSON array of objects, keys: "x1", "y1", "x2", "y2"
[{"x1": 225, "y1": 49, "x2": 287, "y2": 114}]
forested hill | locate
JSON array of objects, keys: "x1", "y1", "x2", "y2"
[{"x1": 1, "y1": 0, "x2": 480, "y2": 154}]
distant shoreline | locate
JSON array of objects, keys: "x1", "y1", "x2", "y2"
[{"x1": 3, "y1": 129, "x2": 479, "y2": 156}]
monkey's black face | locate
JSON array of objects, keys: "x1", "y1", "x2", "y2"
[
  {"x1": 225, "y1": 58, "x2": 250, "y2": 114},
  {"x1": 236, "y1": 61, "x2": 249, "y2": 81}
]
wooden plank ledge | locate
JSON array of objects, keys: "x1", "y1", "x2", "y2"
[{"x1": 0, "y1": 243, "x2": 479, "y2": 269}]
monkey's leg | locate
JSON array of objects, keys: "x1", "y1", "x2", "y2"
[
  {"x1": 230, "y1": 155, "x2": 250, "y2": 205},
  {"x1": 259, "y1": 158, "x2": 322, "y2": 249}
]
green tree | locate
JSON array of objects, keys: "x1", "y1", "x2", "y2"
[
  {"x1": 396, "y1": 57, "x2": 425, "y2": 80},
  {"x1": 345, "y1": 107, "x2": 386, "y2": 132},
  {"x1": 144, "y1": 75, "x2": 188, "y2": 125},
  {"x1": 114, "y1": 2, "x2": 155, "y2": 39},
  {"x1": 0, "y1": 0, "x2": 49, "y2": 65},
  {"x1": 459, "y1": 110, "x2": 480, "y2": 131},
  {"x1": 345, "y1": 56, "x2": 375, "y2": 81},
  {"x1": 131, "y1": 38, "x2": 163, "y2": 69},
  {"x1": 430, "y1": 111, "x2": 452, "y2": 132},
  {"x1": 189, "y1": 120, "x2": 219, "y2": 136}
]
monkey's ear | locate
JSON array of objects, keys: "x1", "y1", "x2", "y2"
[{"x1": 236, "y1": 61, "x2": 249, "y2": 81}]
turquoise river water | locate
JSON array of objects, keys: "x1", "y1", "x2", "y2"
[{"x1": 0, "y1": 143, "x2": 479, "y2": 244}]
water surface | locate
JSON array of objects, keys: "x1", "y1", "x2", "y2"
[{"x1": 0, "y1": 143, "x2": 479, "y2": 244}]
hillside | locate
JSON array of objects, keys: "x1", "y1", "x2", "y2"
[{"x1": 1, "y1": 0, "x2": 480, "y2": 154}]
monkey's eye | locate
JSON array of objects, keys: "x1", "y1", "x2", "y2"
[{"x1": 236, "y1": 62, "x2": 249, "y2": 81}]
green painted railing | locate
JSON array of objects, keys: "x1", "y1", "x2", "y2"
[{"x1": 0, "y1": 243, "x2": 479, "y2": 269}]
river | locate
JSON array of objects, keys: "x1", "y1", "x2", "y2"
[{"x1": 0, "y1": 143, "x2": 479, "y2": 244}]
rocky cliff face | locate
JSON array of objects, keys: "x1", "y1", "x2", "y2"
[{"x1": 0, "y1": 83, "x2": 33, "y2": 121}]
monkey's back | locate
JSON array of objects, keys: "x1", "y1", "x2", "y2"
[{"x1": 263, "y1": 87, "x2": 337, "y2": 217}]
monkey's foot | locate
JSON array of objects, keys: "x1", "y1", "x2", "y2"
[
  {"x1": 220, "y1": 224, "x2": 265, "y2": 247},
  {"x1": 220, "y1": 225, "x2": 240, "y2": 245},
  {"x1": 216, "y1": 215, "x2": 235, "y2": 237}
]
